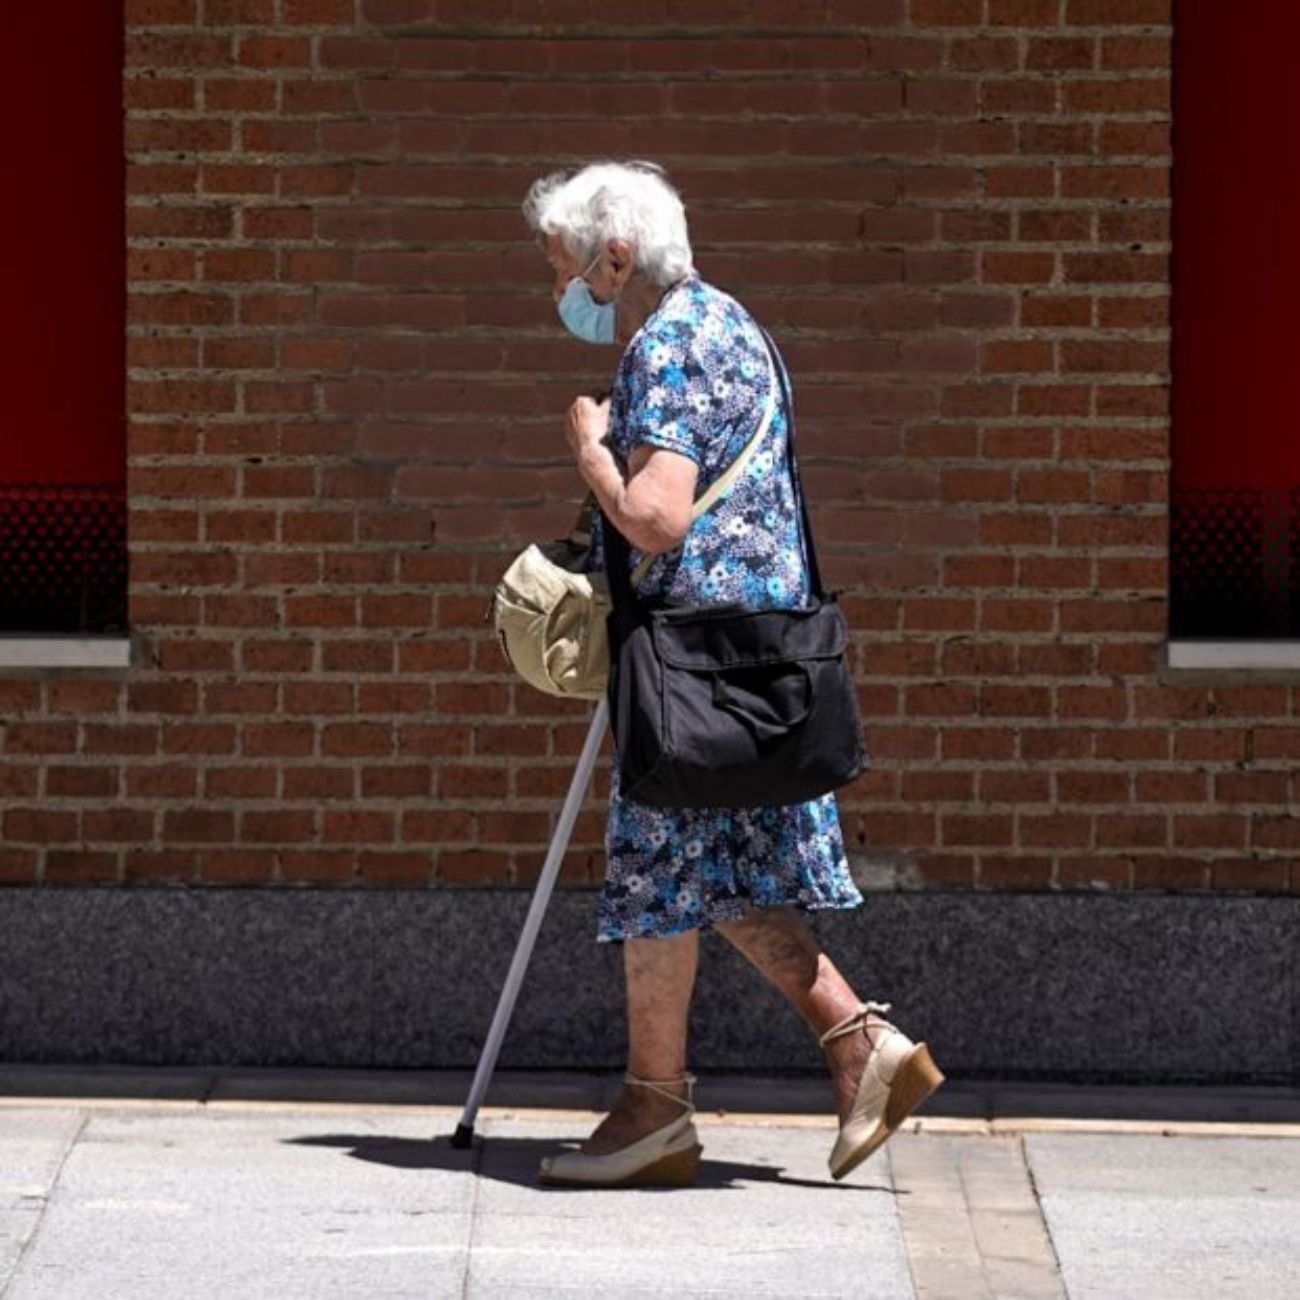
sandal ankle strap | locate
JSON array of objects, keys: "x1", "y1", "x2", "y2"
[
  {"x1": 623, "y1": 1070, "x2": 697, "y2": 1110},
  {"x1": 818, "y1": 1000, "x2": 893, "y2": 1048}
]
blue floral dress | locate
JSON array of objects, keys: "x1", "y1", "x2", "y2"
[{"x1": 586, "y1": 274, "x2": 865, "y2": 943}]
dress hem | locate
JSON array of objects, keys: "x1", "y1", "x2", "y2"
[{"x1": 594, "y1": 889, "x2": 865, "y2": 944}]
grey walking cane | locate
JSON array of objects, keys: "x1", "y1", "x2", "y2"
[{"x1": 450, "y1": 696, "x2": 609, "y2": 1148}]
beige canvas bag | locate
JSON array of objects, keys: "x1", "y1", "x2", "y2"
[
  {"x1": 488, "y1": 497, "x2": 637, "y2": 701},
  {"x1": 491, "y1": 358, "x2": 778, "y2": 700}
]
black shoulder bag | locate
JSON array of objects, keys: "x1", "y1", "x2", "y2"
[{"x1": 601, "y1": 326, "x2": 869, "y2": 809}]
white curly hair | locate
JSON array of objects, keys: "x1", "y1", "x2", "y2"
[{"x1": 522, "y1": 159, "x2": 695, "y2": 288}]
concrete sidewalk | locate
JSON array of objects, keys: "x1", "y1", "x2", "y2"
[{"x1": 1, "y1": 1069, "x2": 1298, "y2": 1299}]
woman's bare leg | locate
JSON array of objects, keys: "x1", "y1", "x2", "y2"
[
  {"x1": 580, "y1": 927, "x2": 700, "y2": 1155},
  {"x1": 712, "y1": 903, "x2": 879, "y2": 1125}
]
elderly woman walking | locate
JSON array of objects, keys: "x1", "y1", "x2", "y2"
[{"x1": 522, "y1": 160, "x2": 944, "y2": 1188}]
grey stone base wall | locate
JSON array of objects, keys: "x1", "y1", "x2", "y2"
[{"x1": 0, "y1": 887, "x2": 1294, "y2": 1084}]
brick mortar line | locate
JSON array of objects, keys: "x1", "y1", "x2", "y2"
[
  {"x1": 127, "y1": 120, "x2": 1172, "y2": 130},
  {"x1": 127, "y1": 62, "x2": 993, "y2": 73},
  {"x1": 125, "y1": 74, "x2": 1169, "y2": 87},
  {"x1": 123, "y1": 150, "x2": 1173, "y2": 162},
  {"x1": 122, "y1": 204, "x2": 1175, "y2": 213},
  {"x1": 126, "y1": 292, "x2": 1159, "y2": 304},
  {"x1": 125, "y1": 25, "x2": 1175, "y2": 34},
  {"x1": 122, "y1": 413, "x2": 1175, "y2": 418},
  {"x1": 122, "y1": 109, "x2": 1174, "y2": 120},
  {"x1": 120, "y1": 377, "x2": 1172, "y2": 389},
  {"x1": 154, "y1": 278, "x2": 1167, "y2": 288}
]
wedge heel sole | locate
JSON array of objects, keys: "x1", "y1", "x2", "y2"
[
  {"x1": 537, "y1": 1140, "x2": 703, "y2": 1189},
  {"x1": 830, "y1": 1042, "x2": 946, "y2": 1181}
]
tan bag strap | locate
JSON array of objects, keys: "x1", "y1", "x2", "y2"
[
  {"x1": 565, "y1": 339, "x2": 779, "y2": 590},
  {"x1": 629, "y1": 341, "x2": 779, "y2": 587}
]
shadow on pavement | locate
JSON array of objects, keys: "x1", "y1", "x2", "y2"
[{"x1": 284, "y1": 1131, "x2": 897, "y2": 1194}]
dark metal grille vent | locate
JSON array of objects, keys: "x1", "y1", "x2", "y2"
[
  {"x1": 0, "y1": 484, "x2": 127, "y2": 634},
  {"x1": 1170, "y1": 485, "x2": 1297, "y2": 637}
]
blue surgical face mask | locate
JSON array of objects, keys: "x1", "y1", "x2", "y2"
[{"x1": 557, "y1": 251, "x2": 618, "y2": 345}]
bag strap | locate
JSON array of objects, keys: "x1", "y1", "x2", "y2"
[
  {"x1": 606, "y1": 325, "x2": 823, "y2": 610},
  {"x1": 565, "y1": 360, "x2": 771, "y2": 575},
  {"x1": 757, "y1": 324, "x2": 825, "y2": 599},
  {"x1": 672, "y1": 343, "x2": 779, "y2": 525}
]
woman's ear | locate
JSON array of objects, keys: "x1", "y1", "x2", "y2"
[{"x1": 608, "y1": 238, "x2": 636, "y2": 287}]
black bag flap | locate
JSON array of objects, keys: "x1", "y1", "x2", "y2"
[{"x1": 651, "y1": 600, "x2": 847, "y2": 671}]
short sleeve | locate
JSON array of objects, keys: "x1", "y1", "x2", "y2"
[{"x1": 614, "y1": 327, "x2": 713, "y2": 467}]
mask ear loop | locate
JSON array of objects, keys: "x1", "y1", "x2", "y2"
[
  {"x1": 559, "y1": 249, "x2": 604, "y2": 302},
  {"x1": 576, "y1": 249, "x2": 621, "y2": 310}
]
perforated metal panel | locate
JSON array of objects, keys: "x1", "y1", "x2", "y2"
[
  {"x1": 1291, "y1": 487, "x2": 1300, "y2": 618},
  {"x1": 1170, "y1": 486, "x2": 1298, "y2": 638},
  {"x1": 0, "y1": 484, "x2": 127, "y2": 634}
]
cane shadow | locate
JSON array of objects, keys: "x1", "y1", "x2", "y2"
[{"x1": 285, "y1": 1132, "x2": 895, "y2": 1194}]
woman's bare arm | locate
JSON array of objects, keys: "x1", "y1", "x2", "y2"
[{"x1": 568, "y1": 396, "x2": 699, "y2": 555}]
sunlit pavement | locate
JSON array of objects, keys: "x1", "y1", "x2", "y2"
[{"x1": 1, "y1": 1068, "x2": 1298, "y2": 1299}]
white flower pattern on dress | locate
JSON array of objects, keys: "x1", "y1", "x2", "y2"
[{"x1": 587, "y1": 275, "x2": 865, "y2": 942}]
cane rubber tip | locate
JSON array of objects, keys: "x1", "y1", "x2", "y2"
[{"x1": 449, "y1": 1122, "x2": 476, "y2": 1149}]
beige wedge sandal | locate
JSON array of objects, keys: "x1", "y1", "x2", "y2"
[
  {"x1": 536, "y1": 1070, "x2": 703, "y2": 1188},
  {"x1": 820, "y1": 1000, "x2": 945, "y2": 1181}
]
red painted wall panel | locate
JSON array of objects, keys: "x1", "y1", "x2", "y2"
[
  {"x1": 0, "y1": 6, "x2": 125, "y2": 487},
  {"x1": 1171, "y1": 0, "x2": 1300, "y2": 636},
  {"x1": 0, "y1": 5, "x2": 126, "y2": 633}
]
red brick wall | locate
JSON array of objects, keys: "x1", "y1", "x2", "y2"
[{"x1": 7, "y1": 0, "x2": 1288, "y2": 894}]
